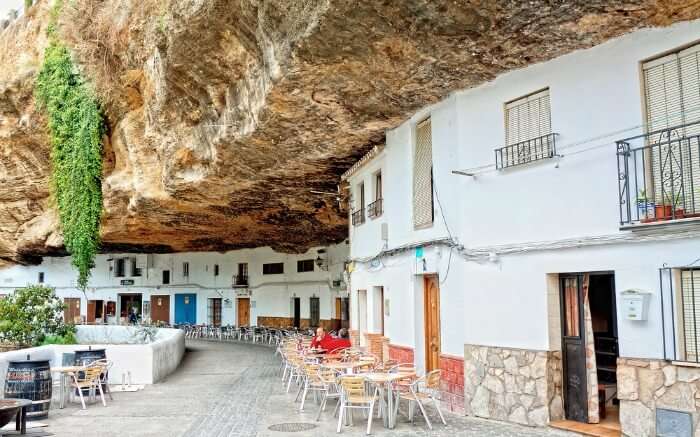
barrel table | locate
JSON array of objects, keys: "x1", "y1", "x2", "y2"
[{"x1": 3, "y1": 360, "x2": 52, "y2": 419}]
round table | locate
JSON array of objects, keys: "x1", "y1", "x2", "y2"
[{"x1": 0, "y1": 398, "x2": 31, "y2": 434}]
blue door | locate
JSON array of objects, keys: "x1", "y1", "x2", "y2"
[{"x1": 175, "y1": 294, "x2": 197, "y2": 325}]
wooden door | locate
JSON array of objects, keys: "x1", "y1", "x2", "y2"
[
  {"x1": 560, "y1": 275, "x2": 588, "y2": 422},
  {"x1": 87, "y1": 300, "x2": 96, "y2": 324},
  {"x1": 333, "y1": 298, "x2": 342, "y2": 331},
  {"x1": 209, "y1": 298, "x2": 222, "y2": 327},
  {"x1": 64, "y1": 298, "x2": 81, "y2": 324},
  {"x1": 237, "y1": 298, "x2": 250, "y2": 326},
  {"x1": 424, "y1": 276, "x2": 441, "y2": 371},
  {"x1": 151, "y1": 295, "x2": 170, "y2": 324}
]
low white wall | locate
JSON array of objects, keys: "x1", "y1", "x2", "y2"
[{"x1": 0, "y1": 326, "x2": 185, "y2": 390}]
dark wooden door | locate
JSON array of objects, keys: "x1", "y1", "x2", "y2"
[
  {"x1": 151, "y1": 295, "x2": 170, "y2": 324},
  {"x1": 293, "y1": 297, "x2": 301, "y2": 328},
  {"x1": 333, "y1": 298, "x2": 342, "y2": 331},
  {"x1": 424, "y1": 276, "x2": 441, "y2": 371},
  {"x1": 64, "y1": 298, "x2": 81, "y2": 324},
  {"x1": 561, "y1": 275, "x2": 588, "y2": 422},
  {"x1": 237, "y1": 298, "x2": 250, "y2": 326},
  {"x1": 210, "y1": 298, "x2": 222, "y2": 327}
]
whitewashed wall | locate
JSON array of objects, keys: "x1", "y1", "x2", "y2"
[
  {"x1": 0, "y1": 244, "x2": 348, "y2": 326},
  {"x1": 347, "y1": 20, "x2": 700, "y2": 364}
]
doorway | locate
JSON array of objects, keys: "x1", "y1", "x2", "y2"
[
  {"x1": 151, "y1": 295, "x2": 171, "y2": 325},
  {"x1": 237, "y1": 298, "x2": 250, "y2": 327},
  {"x1": 559, "y1": 273, "x2": 619, "y2": 427},
  {"x1": 310, "y1": 297, "x2": 320, "y2": 328},
  {"x1": 119, "y1": 293, "x2": 143, "y2": 322},
  {"x1": 424, "y1": 276, "x2": 441, "y2": 371},
  {"x1": 175, "y1": 293, "x2": 197, "y2": 325},
  {"x1": 87, "y1": 300, "x2": 104, "y2": 324},
  {"x1": 292, "y1": 297, "x2": 300, "y2": 328},
  {"x1": 208, "y1": 298, "x2": 222, "y2": 327},
  {"x1": 64, "y1": 298, "x2": 81, "y2": 324}
]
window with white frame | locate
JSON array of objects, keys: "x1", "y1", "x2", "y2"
[
  {"x1": 642, "y1": 44, "x2": 700, "y2": 212},
  {"x1": 498, "y1": 89, "x2": 553, "y2": 169},
  {"x1": 413, "y1": 118, "x2": 434, "y2": 228}
]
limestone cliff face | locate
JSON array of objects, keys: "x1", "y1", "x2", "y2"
[{"x1": 0, "y1": 0, "x2": 699, "y2": 263}]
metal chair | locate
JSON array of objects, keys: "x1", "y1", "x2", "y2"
[
  {"x1": 336, "y1": 376, "x2": 377, "y2": 435},
  {"x1": 397, "y1": 369, "x2": 446, "y2": 430}
]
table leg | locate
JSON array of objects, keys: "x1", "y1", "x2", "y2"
[
  {"x1": 15, "y1": 409, "x2": 20, "y2": 431},
  {"x1": 60, "y1": 373, "x2": 66, "y2": 409},
  {"x1": 387, "y1": 383, "x2": 394, "y2": 429}
]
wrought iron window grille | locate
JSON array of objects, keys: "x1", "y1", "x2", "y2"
[
  {"x1": 495, "y1": 133, "x2": 558, "y2": 170},
  {"x1": 367, "y1": 198, "x2": 383, "y2": 219},
  {"x1": 351, "y1": 208, "x2": 366, "y2": 226}
]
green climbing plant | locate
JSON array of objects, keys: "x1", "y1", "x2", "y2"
[{"x1": 35, "y1": 1, "x2": 104, "y2": 290}]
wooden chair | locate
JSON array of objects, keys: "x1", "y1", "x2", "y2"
[
  {"x1": 336, "y1": 376, "x2": 377, "y2": 435},
  {"x1": 68, "y1": 365, "x2": 107, "y2": 410},
  {"x1": 397, "y1": 370, "x2": 446, "y2": 430}
]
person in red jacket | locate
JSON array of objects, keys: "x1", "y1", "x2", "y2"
[{"x1": 310, "y1": 327, "x2": 351, "y2": 352}]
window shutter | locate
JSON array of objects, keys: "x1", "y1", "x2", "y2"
[
  {"x1": 643, "y1": 44, "x2": 700, "y2": 208},
  {"x1": 681, "y1": 269, "x2": 700, "y2": 362},
  {"x1": 503, "y1": 89, "x2": 553, "y2": 167},
  {"x1": 413, "y1": 118, "x2": 434, "y2": 228}
]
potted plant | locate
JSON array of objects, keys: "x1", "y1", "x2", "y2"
[
  {"x1": 636, "y1": 189, "x2": 656, "y2": 222},
  {"x1": 655, "y1": 191, "x2": 685, "y2": 220}
]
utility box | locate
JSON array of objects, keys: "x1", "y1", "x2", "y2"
[{"x1": 621, "y1": 289, "x2": 651, "y2": 321}]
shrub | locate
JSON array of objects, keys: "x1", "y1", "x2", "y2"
[{"x1": 0, "y1": 285, "x2": 75, "y2": 347}]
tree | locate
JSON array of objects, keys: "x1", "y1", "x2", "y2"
[
  {"x1": 24, "y1": 0, "x2": 33, "y2": 11},
  {"x1": 0, "y1": 285, "x2": 74, "y2": 347}
]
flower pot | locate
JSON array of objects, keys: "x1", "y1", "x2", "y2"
[
  {"x1": 655, "y1": 205, "x2": 685, "y2": 220},
  {"x1": 638, "y1": 201, "x2": 656, "y2": 222}
]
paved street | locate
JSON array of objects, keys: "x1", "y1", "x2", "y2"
[{"x1": 44, "y1": 341, "x2": 578, "y2": 437}]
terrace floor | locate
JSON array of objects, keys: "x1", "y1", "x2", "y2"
[{"x1": 43, "y1": 340, "x2": 579, "y2": 437}]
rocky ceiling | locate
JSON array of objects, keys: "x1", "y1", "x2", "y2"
[{"x1": 0, "y1": 0, "x2": 699, "y2": 264}]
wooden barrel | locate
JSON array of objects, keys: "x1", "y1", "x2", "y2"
[{"x1": 4, "y1": 360, "x2": 52, "y2": 419}]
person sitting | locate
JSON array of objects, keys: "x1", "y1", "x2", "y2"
[
  {"x1": 310, "y1": 327, "x2": 352, "y2": 352},
  {"x1": 310, "y1": 327, "x2": 327, "y2": 349}
]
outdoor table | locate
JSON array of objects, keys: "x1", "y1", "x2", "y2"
[
  {"x1": 0, "y1": 398, "x2": 30, "y2": 435},
  {"x1": 358, "y1": 372, "x2": 416, "y2": 429},
  {"x1": 321, "y1": 361, "x2": 365, "y2": 374},
  {"x1": 51, "y1": 366, "x2": 82, "y2": 409}
]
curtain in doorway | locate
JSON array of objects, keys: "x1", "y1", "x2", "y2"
[{"x1": 582, "y1": 273, "x2": 600, "y2": 424}]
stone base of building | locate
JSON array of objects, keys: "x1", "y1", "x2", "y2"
[
  {"x1": 464, "y1": 345, "x2": 563, "y2": 427},
  {"x1": 440, "y1": 353, "x2": 465, "y2": 414},
  {"x1": 618, "y1": 357, "x2": 700, "y2": 437},
  {"x1": 388, "y1": 344, "x2": 415, "y2": 363}
]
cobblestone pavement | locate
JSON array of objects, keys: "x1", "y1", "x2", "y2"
[{"x1": 44, "y1": 340, "x2": 579, "y2": 437}]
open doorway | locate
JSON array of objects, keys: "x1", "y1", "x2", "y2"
[
  {"x1": 87, "y1": 300, "x2": 104, "y2": 324},
  {"x1": 557, "y1": 272, "x2": 618, "y2": 433},
  {"x1": 292, "y1": 297, "x2": 300, "y2": 328},
  {"x1": 119, "y1": 293, "x2": 143, "y2": 323}
]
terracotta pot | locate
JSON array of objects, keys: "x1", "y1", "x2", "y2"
[{"x1": 655, "y1": 205, "x2": 685, "y2": 220}]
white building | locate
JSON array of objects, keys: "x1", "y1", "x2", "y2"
[
  {"x1": 0, "y1": 244, "x2": 349, "y2": 330},
  {"x1": 344, "y1": 20, "x2": 700, "y2": 436}
]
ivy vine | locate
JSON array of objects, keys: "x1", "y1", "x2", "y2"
[{"x1": 36, "y1": 2, "x2": 104, "y2": 290}]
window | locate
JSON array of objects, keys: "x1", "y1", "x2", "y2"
[
  {"x1": 115, "y1": 258, "x2": 126, "y2": 277},
  {"x1": 413, "y1": 117, "x2": 434, "y2": 228},
  {"x1": 679, "y1": 269, "x2": 700, "y2": 362},
  {"x1": 297, "y1": 259, "x2": 315, "y2": 273},
  {"x1": 368, "y1": 171, "x2": 383, "y2": 218},
  {"x1": 131, "y1": 258, "x2": 142, "y2": 277},
  {"x1": 497, "y1": 89, "x2": 554, "y2": 169},
  {"x1": 38, "y1": 272, "x2": 44, "y2": 284},
  {"x1": 310, "y1": 297, "x2": 320, "y2": 327},
  {"x1": 214, "y1": 264, "x2": 219, "y2": 277},
  {"x1": 183, "y1": 262, "x2": 189, "y2": 278},
  {"x1": 374, "y1": 171, "x2": 382, "y2": 201},
  {"x1": 235, "y1": 263, "x2": 249, "y2": 286},
  {"x1": 162, "y1": 270, "x2": 170, "y2": 285},
  {"x1": 642, "y1": 44, "x2": 700, "y2": 210},
  {"x1": 263, "y1": 262, "x2": 284, "y2": 275}
]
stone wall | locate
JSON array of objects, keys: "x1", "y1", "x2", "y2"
[
  {"x1": 618, "y1": 358, "x2": 700, "y2": 437},
  {"x1": 464, "y1": 345, "x2": 563, "y2": 427},
  {"x1": 365, "y1": 333, "x2": 387, "y2": 361}
]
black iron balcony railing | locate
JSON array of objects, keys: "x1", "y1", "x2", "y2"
[
  {"x1": 232, "y1": 274, "x2": 249, "y2": 287},
  {"x1": 367, "y1": 198, "x2": 383, "y2": 219},
  {"x1": 495, "y1": 133, "x2": 558, "y2": 170},
  {"x1": 351, "y1": 208, "x2": 365, "y2": 226},
  {"x1": 617, "y1": 120, "x2": 700, "y2": 226}
]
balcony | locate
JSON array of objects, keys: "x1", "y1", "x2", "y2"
[
  {"x1": 232, "y1": 274, "x2": 249, "y2": 287},
  {"x1": 351, "y1": 208, "x2": 365, "y2": 226},
  {"x1": 495, "y1": 133, "x2": 558, "y2": 170},
  {"x1": 367, "y1": 198, "x2": 383, "y2": 219},
  {"x1": 617, "y1": 121, "x2": 700, "y2": 226}
]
